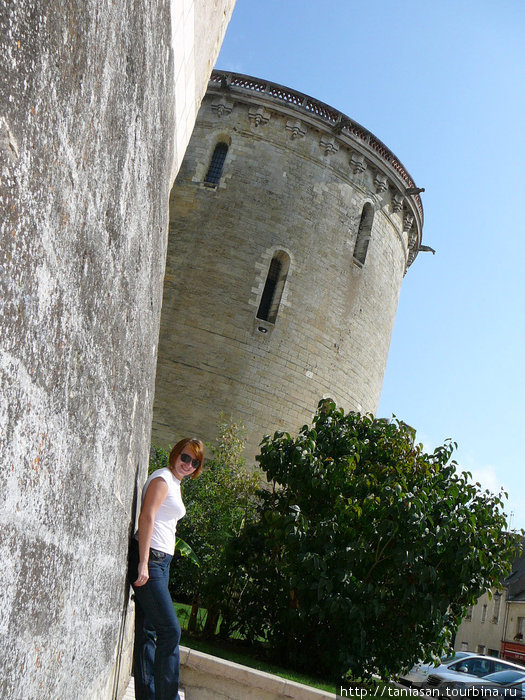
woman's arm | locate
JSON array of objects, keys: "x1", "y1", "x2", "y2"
[{"x1": 134, "y1": 477, "x2": 169, "y2": 587}]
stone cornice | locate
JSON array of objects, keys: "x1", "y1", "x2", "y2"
[{"x1": 209, "y1": 70, "x2": 424, "y2": 245}]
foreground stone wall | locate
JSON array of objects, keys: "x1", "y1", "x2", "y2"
[
  {"x1": 0, "y1": 1, "x2": 234, "y2": 698},
  {"x1": 153, "y1": 72, "x2": 424, "y2": 461},
  {"x1": 172, "y1": 0, "x2": 236, "y2": 179}
]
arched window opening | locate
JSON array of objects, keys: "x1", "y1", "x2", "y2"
[
  {"x1": 353, "y1": 203, "x2": 374, "y2": 266},
  {"x1": 481, "y1": 604, "x2": 488, "y2": 623},
  {"x1": 257, "y1": 252, "x2": 290, "y2": 324},
  {"x1": 204, "y1": 142, "x2": 228, "y2": 185},
  {"x1": 492, "y1": 593, "x2": 502, "y2": 624}
]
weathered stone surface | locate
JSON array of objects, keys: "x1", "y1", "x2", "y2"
[
  {"x1": 0, "y1": 1, "x2": 235, "y2": 698},
  {"x1": 152, "y1": 72, "x2": 423, "y2": 463},
  {"x1": 172, "y1": 0, "x2": 236, "y2": 179}
]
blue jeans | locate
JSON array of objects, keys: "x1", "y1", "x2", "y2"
[{"x1": 130, "y1": 539, "x2": 181, "y2": 700}]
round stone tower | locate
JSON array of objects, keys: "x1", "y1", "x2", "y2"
[{"x1": 152, "y1": 70, "x2": 424, "y2": 461}]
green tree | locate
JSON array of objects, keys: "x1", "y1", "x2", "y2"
[
  {"x1": 167, "y1": 419, "x2": 261, "y2": 636},
  {"x1": 228, "y1": 399, "x2": 520, "y2": 681}
]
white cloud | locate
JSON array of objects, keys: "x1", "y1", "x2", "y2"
[
  {"x1": 417, "y1": 434, "x2": 506, "y2": 494},
  {"x1": 466, "y1": 464, "x2": 505, "y2": 494},
  {"x1": 461, "y1": 463, "x2": 523, "y2": 532},
  {"x1": 411, "y1": 432, "x2": 524, "y2": 531},
  {"x1": 413, "y1": 432, "x2": 436, "y2": 456}
]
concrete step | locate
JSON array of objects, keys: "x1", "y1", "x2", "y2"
[{"x1": 123, "y1": 676, "x2": 185, "y2": 699}]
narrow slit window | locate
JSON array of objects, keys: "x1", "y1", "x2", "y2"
[
  {"x1": 204, "y1": 142, "x2": 228, "y2": 185},
  {"x1": 353, "y1": 203, "x2": 374, "y2": 266},
  {"x1": 517, "y1": 617, "x2": 525, "y2": 639},
  {"x1": 257, "y1": 252, "x2": 290, "y2": 324},
  {"x1": 492, "y1": 594, "x2": 502, "y2": 623}
]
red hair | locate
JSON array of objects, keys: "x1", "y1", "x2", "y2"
[{"x1": 168, "y1": 438, "x2": 205, "y2": 479}]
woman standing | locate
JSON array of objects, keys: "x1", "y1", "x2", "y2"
[{"x1": 129, "y1": 437, "x2": 204, "y2": 700}]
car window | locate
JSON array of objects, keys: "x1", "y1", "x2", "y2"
[
  {"x1": 442, "y1": 652, "x2": 469, "y2": 665},
  {"x1": 484, "y1": 670, "x2": 525, "y2": 684},
  {"x1": 450, "y1": 661, "x2": 467, "y2": 672},
  {"x1": 492, "y1": 661, "x2": 525, "y2": 673},
  {"x1": 475, "y1": 660, "x2": 493, "y2": 676},
  {"x1": 451, "y1": 658, "x2": 493, "y2": 676}
]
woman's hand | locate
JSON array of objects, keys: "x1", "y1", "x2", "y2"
[{"x1": 134, "y1": 560, "x2": 149, "y2": 587}]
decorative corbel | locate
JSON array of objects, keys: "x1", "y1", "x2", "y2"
[
  {"x1": 350, "y1": 152, "x2": 367, "y2": 174},
  {"x1": 406, "y1": 249, "x2": 417, "y2": 269},
  {"x1": 248, "y1": 107, "x2": 270, "y2": 128},
  {"x1": 392, "y1": 192, "x2": 404, "y2": 214},
  {"x1": 373, "y1": 173, "x2": 388, "y2": 194},
  {"x1": 405, "y1": 226, "x2": 419, "y2": 269},
  {"x1": 403, "y1": 212, "x2": 414, "y2": 233},
  {"x1": 319, "y1": 136, "x2": 339, "y2": 156},
  {"x1": 211, "y1": 99, "x2": 233, "y2": 118},
  {"x1": 285, "y1": 120, "x2": 306, "y2": 139}
]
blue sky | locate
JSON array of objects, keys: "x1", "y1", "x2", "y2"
[{"x1": 216, "y1": 0, "x2": 525, "y2": 530}]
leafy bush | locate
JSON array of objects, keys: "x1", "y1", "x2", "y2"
[
  {"x1": 149, "y1": 445, "x2": 169, "y2": 473},
  {"x1": 226, "y1": 399, "x2": 519, "y2": 682}
]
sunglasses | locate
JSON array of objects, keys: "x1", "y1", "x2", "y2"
[{"x1": 180, "y1": 452, "x2": 201, "y2": 469}]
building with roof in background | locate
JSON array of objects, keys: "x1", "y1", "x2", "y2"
[{"x1": 152, "y1": 70, "x2": 426, "y2": 460}]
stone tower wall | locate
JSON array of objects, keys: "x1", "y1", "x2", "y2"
[
  {"x1": 153, "y1": 72, "x2": 423, "y2": 462},
  {"x1": 0, "y1": 3, "x2": 235, "y2": 698}
]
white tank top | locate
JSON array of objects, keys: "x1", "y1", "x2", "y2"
[{"x1": 140, "y1": 467, "x2": 186, "y2": 554}]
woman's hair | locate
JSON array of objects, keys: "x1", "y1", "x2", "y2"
[{"x1": 168, "y1": 438, "x2": 205, "y2": 479}]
